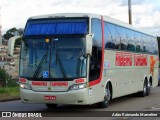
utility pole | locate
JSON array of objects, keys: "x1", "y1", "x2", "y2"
[{"x1": 128, "y1": 0, "x2": 132, "y2": 25}]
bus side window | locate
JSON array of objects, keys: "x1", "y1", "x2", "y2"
[
  {"x1": 126, "y1": 29, "x2": 135, "y2": 51},
  {"x1": 141, "y1": 34, "x2": 146, "y2": 53},
  {"x1": 148, "y1": 36, "x2": 154, "y2": 54},
  {"x1": 104, "y1": 22, "x2": 116, "y2": 49},
  {"x1": 153, "y1": 37, "x2": 158, "y2": 55},
  {"x1": 135, "y1": 32, "x2": 141, "y2": 52},
  {"x1": 115, "y1": 26, "x2": 127, "y2": 50},
  {"x1": 90, "y1": 41, "x2": 98, "y2": 69},
  {"x1": 90, "y1": 18, "x2": 102, "y2": 81},
  {"x1": 145, "y1": 35, "x2": 154, "y2": 54}
]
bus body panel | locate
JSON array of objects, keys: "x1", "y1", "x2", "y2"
[
  {"x1": 20, "y1": 88, "x2": 89, "y2": 105},
  {"x1": 27, "y1": 78, "x2": 87, "y2": 92},
  {"x1": 103, "y1": 50, "x2": 159, "y2": 99}
]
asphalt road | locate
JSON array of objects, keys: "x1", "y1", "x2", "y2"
[{"x1": 0, "y1": 87, "x2": 160, "y2": 119}]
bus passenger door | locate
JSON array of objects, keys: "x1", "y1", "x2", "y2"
[{"x1": 88, "y1": 45, "x2": 104, "y2": 104}]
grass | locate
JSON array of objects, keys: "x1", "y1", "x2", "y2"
[{"x1": 0, "y1": 87, "x2": 20, "y2": 101}]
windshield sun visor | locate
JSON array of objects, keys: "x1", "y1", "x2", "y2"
[{"x1": 24, "y1": 18, "x2": 88, "y2": 36}]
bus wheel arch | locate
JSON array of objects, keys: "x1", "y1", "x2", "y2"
[
  {"x1": 97, "y1": 81, "x2": 112, "y2": 108},
  {"x1": 139, "y1": 77, "x2": 148, "y2": 97},
  {"x1": 107, "y1": 81, "x2": 112, "y2": 100},
  {"x1": 149, "y1": 76, "x2": 152, "y2": 86},
  {"x1": 104, "y1": 81, "x2": 113, "y2": 100}
]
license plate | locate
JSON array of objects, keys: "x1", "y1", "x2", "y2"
[{"x1": 44, "y1": 96, "x2": 56, "y2": 100}]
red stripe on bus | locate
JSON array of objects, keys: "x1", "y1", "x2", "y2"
[
  {"x1": 89, "y1": 16, "x2": 104, "y2": 86},
  {"x1": 75, "y1": 78, "x2": 84, "y2": 83},
  {"x1": 32, "y1": 81, "x2": 47, "y2": 86},
  {"x1": 19, "y1": 78, "x2": 27, "y2": 83},
  {"x1": 50, "y1": 82, "x2": 68, "y2": 86}
]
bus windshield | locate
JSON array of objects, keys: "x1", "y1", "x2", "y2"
[{"x1": 19, "y1": 37, "x2": 87, "y2": 80}]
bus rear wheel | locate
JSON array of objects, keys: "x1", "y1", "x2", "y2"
[
  {"x1": 46, "y1": 104, "x2": 57, "y2": 109},
  {"x1": 139, "y1": 80, "x2": 147, "y2": 97},
  {"x1": 97, "y1": 84, "x2": 111, "y2": 108},
  {"x1": 146, "y1": 80, "x2": 151, "y2": 96}
]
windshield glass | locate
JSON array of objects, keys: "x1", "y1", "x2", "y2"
[{"x1": 19, "y1": 37, "x2": 87, "y2": 80}]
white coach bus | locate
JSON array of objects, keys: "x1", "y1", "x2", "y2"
[{"x1": 19, "y1": 13, "x2": 159, "y2": 108}]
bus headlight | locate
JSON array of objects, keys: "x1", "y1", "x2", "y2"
[
  {"x1": 69, "y1": 83, "x2": 87, "y2": 90},
  {"x1": 20, "y1": 83, "x2": 32, "y2": 90}
]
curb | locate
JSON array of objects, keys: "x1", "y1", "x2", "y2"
[{"x1": 0, "y1": 97, "x2": 20, "y2": 102}]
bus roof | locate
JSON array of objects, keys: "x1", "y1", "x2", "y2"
[{"x1": 29, "y1": 13, "x2": 156, "y2": 37}]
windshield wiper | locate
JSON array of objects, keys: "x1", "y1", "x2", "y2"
[
  {"x1": 33, "y1": 45, "x2": 49, "y2": 79},
  {"x1": 54, "y1": 40, "x2": 67, "y2": 78},
  {"x1": 33, "y1": 54, "x2": 47, "y2": 78}
]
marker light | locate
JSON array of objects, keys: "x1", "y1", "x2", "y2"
[{"x1": 46, "y1": 38, "x2": 49, "y2": 42}]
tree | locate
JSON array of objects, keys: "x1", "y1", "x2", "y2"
[
  {"x1": 3, "y1": 27, "x2": 18, "y2": 40},
  {"x1": 14, "y1": 37, "x2": 22, "y2": 48},
  {"x1": 17, "y1": 28, "x2": 24, "y2": 36}
]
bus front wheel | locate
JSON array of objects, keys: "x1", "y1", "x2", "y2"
[{"x1": 97, "y1": 84, "x2": 111, "y2": 108}]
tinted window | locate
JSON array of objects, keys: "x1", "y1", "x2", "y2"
[
  {"x1": 126, "y1": 29, "x2": 135, "y2": 51},
  {"x1": 104, "y1": 22, "x2": 116, "y2": 49},
  {"x1": 148, "y1": 36, "x2": 154, "y2": 54},
  {"x1": 135, "y1": 32, "x2": 141, "y2": 52},
  {"x1": 141, "y1": 34, "x2": 147, "y2": 53},
  {"x1": 115, "y1": 26, "x2": 127, "y2": 50},
  {"x1": 153, "y1": 37, "x2": 158, "y2": 55},
  {"x1": 91, "y1": 18, "x2": 102, "y2": 47},
  {"x1": 143, "y1": 35, "x2": 155, "y2": 54},
  {"x1": 90, "y1": 18, "x2": 102, "y2": 81}
]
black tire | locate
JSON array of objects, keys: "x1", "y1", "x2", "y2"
[
  {"x1": 46, "y1": 104, "x2": 57, "y2": 109},
  {"x1": 97, "y1": 84, "x2": 111, "y2": 108},
  {"x1": 146, "y1": 80, "x2": 151, "y2": 96},
  {"x1": 158, "y1": 80, "x2": 160, "y2": 86},
  {"x1": 139, "y1": 80, "x2": 147, "y2": 97}
]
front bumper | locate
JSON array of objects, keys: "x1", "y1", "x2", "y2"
[{"x1": 20, "y1": 88, "x2": 89, "y2": 105}]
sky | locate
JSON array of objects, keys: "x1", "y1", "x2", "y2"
[{"x1": 0, "y1": 0, "x2": 160, "y2": 36}]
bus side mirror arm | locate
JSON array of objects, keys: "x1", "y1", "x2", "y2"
[{"x1": 85, "y1": 33, "x2": 94, "y2": 56}]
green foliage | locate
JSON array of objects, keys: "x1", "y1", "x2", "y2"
[
  {"x1": 17, "y1": 28, "x2": 24, "y2": 36},
  {"x1": 0, "y1": 87, "x2": 20, "y2": 98},
  {"x1": 7, "y1": 79, "x2": 18, "y2": 87},
  {"x1": 3, "y1": 27, "x2": 18, "y2": 40},
  {"x1": 3, "y1": 27, "x2": 24, "y2": 40},
  {"x1": 14, "y1": 37, "x2": 22, "y2": 48},
  {"x1": 0, "y1": 68, "x2": 11, "y2": 87}
]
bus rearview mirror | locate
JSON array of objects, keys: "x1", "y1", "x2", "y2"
[{"x1": 86, "y1": 34, "x2": 94, "y2": 56}]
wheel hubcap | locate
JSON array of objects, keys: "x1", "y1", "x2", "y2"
[
  {"x1": 144, "y1": 84, "x2": 147, "y2": 93},
  {"x1": 148, "y1": 82, "x2": 151, "y2": 89},
  {"x1": 104, "y1": 88, "x2": 110, "y2": 104},
  {"x1": 148, "y1": 82, "x2": 151, "y2": 92}
]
